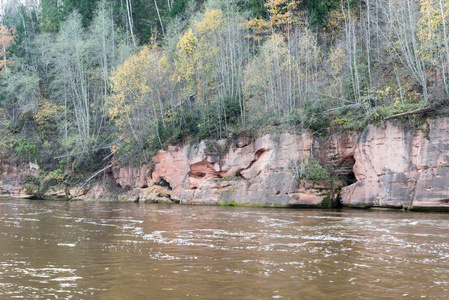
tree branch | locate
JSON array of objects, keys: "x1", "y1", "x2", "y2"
[
  {"x1": 103, "y1": 145, "x2": 123, "y2": 161},
  {"x1": 384, "y1": 106, "x2": 433, "y2": 120},
  {"x1": 322, "y1": 103, "x2": 361, "y2": 113},
  {"x1": 70, "y1": 162, "x2": 116, "y2": 200},
  {"x1": 54, "y1": 146, "x2": 112, "y2": 160}
]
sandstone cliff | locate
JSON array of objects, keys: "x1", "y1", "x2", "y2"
[
  {"x1": 113, "y1": 133, "x2": 334, "y2": 207},
  {"x1": 2, "y1": 117, "x2": 449, "y2": 210},
  {"x1": 340, "y1": 117, "x2": 449, "y2": 209},
  {"x1": 0, "y1": 164, "x2": 39, "y2": 199},
  {"x1": 112, "y1": 117, "x2": 449, "y2": 209}
]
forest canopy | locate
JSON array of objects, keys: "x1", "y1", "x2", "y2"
[{"x1": 0, "y1": 0, "x2": 448, "y2": 175}]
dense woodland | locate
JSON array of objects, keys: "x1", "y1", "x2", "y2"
[{"x1": 0, "y1": 0, "x2": 448, "y2": 182}]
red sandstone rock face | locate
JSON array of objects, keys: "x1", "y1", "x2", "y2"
[
  {"x1": 341, "y1": 118, "x2": 449, "y2": 208},
  {"x1": 113, "y1": 164, "x2": 150, "y2": 189},
  {"x1": 2, "y1": 118, "x2": 443, "y2": 207},
  {"x1": 179, "y1": 133, "x2": 324, "y2": 206},
  {"x1": 113, "y1": 118, "x2": 449, "y2": 209},
  {"x1": 113, "y1": 132, "x2": 329, "y2": 206},
  {"x1": 318, "y1": 133, "x2": 358, "y2": 177},
  {"x1": 189, "y1": 161, "x2": 220, "y2": 179},
  {"x1": 0, "y1": 164, "x2": 40, "y2": 199}
]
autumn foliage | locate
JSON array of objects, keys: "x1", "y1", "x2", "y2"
[
  {"x1": 0, "y1": 0, "x2": 448, "y2": 172},
  {"x1": 0, "y1": 25, "x2": 15, "y2": 74}
]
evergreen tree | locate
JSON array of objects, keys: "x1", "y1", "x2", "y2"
[
  {"x1": 39, "y1": 0, "x2": 62, "y2": 32},
  {"x1": 62, "y1": 0, "x2": 101, "y2": 28}
]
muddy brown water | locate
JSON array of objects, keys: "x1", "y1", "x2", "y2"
[{"x1": 0, "y1": 199, "x2": 448, "y2": 299}]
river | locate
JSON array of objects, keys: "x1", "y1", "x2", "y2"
[{"x1": 0, "y1": 199, "x2": 448, "y2": 299}]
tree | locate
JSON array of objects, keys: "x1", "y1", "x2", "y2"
[
  {"x1": 243, "y1": 24, "x2": 321, "y2": 125},
  {"x1": 376, "y1": 0, "x2": 431, "y2": 104},
  {"x1": 38, "y1": 0, "x2": 62, "y2": 32},
  {"x1": 62, "y1": 0, "x2": 100, "y2": 28},
  {"x1": 341, "y1": 1, "x2": 362, "y2": 103},
  {"x1": 248, "y1": 0, "x2": 268, "y2": 19},
  {"x1": 245, "y1": 0, "x2": 304, "y2": 40},
  {"x1": 4, "y1": 3, "x2": 39, "y2": 61},
  {"x1": 0, "y1": 25, "x2": 14, "y2": 74},
  {"x1": 244, "y1": 34, "x2": 291, "y2": 123},
  {"x1": 306, "y1": 0, "x2": 340, "y2": 27},
  {"x1": 417, "y1": 0, "x2": 449, "y2": 100},
  {"x1": 49, "y1": 12, "x2": 89, "y2": 151},
  {"x1": 173, "y1": 5, "x2": 249, "y2": 137},
  {"x1": 109, "y1": 47, "x2": 172, "y2": 151}
]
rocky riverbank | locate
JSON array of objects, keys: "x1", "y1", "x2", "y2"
[{"x1": 2, "y1": 117, "x2": 449, "y2": 210}]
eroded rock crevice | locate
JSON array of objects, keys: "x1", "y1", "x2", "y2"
[
  {"x1": 338, "y1": 155, "x2": 357, "y2": 186},
  {"x1": 344, "y1": 170, "x2": 357, "y2": 186},
  {"x1": 188, "y1": 161, "x2": 220, "y2": 179},
  {"x1": 235, "y1": 148, "x2": 266, "y2": 179},
  {"x1": 156, "y1": 177, "x2": 172, "y2": 190}
]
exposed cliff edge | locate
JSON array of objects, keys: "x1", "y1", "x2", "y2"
[
  {"x1": 113, "y1": 132, "x2": 336, "y2": 207},
  {"x1": 340, "y1": 117, "x2": 449, "y2": 209},
  {"x1": 2, "y1": 117, "x2": 449, "y2": 210},
  {"x1": 111, "y1": 117, "x2": 449, "y2": 209}
]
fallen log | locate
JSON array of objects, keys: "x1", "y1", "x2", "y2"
[
  {"x1": 70, "y1": 163, "x2": 115, "y2": 200},
  {"x1": 384, "y1": 106, "x2": 433, "y2": 120}
]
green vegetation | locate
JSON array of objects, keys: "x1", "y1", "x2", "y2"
[
  {"x1": 293, "y1": 157, "x2": 341, "y2": 208},
  {"x1": 298, "y1": 157, "x2": 332, "y2": 182},
  {"x1": 21, "y1": 169, "x2": 72, "y2": 199},
  {"x1": 0, "y1": 0, "x2": 448, "y2": 186},
  {"x1": 306, "y1": 0, "x2": 340, "y2": 27}
]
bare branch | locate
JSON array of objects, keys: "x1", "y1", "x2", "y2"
[
  {"x1": 322, "y1": 103, "x2": 361, "y2": 113},
  {"x1": 54, "y1": 146, "x2": 112, "y2": 160},
  {"x1": 384, "y1": 106, "x2": 433, "y2": 121},
  {"x1": 70, "y1": 162, "x2": 116, "y2": 200}
]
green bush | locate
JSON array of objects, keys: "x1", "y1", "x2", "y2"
[
  {"x1": 198, "y1": 96, "x2": 241, "y2": 140},
  {"x1": 303, "y1": 101, "x2": 331, "y2": 133},
  {"x1": 299, "y1": 157, "x2": 332, "y2": 182},
  {"x1": 330, "y1": 109, "x2": 367, "y2": 132},
  {"x1": 4, "y1": 136, "x2": 38, "y2": 161},
  {"x1": 371, "y1": 103, "x2": 423, "y2": 123}
]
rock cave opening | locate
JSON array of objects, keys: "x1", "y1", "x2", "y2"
[
  {"x1": 235, "y1": 169, "x2": 244, "y2": 178},
  {"x1": 344, "y1": 171, "x2": 357, "y2": 186},
  {"x1": 340, "y1": 155, "x2": 357, "y2": 186},
  {"x1": 156, "y1": 178, "x2": 172, "y2": 190},
  {"x1": 194, "y1": 172, "x2": 207, "y2": 178},
  {"x1": 233, "y1": 148, "x2": 267, "y2": 179}
]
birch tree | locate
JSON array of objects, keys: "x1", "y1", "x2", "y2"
[
  {"x1": 51, "y1": 12, "x2": 91, "y2": 150},
  {"x1": 173, "y1": 7, "x2": 247, "y2": 138},
  {"x1": 417, "y1": 0, "x2": 449, "y2": 100},
  {"x1": 375, "y1": 0, "x2": 430, "y2": 103},
  {"x1": 109, "y1": 47, "x2": 171, "y2": 150},
  {"x1": 0, "y1": 24, "x2": 14, "y2": 74}
]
